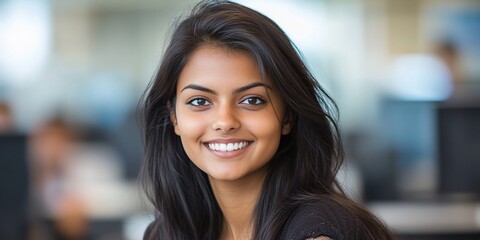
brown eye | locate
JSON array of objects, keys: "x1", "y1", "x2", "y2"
[
  {"x1": 240, "y1": 97, "x2": 265, "y2": 105},
  {"x1": 188, "y1": 98, "x2": 211, "y2": 106}
]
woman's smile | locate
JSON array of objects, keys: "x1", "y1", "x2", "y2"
[
  {"x1": 203, "y1": 139, "x2": 253, "y2": 158},
  {"x1": 205, "y1": 140, "x2": 252, "y2": 152}
]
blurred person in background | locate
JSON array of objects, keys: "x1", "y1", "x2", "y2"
[
  {"x1": 29, "y1": 117, "x2": 89, "y2": 240},
  {"x1": 0, "y1": 102, "x2": 14, "y2": 132},
  {"x1": 435, "y1": 40, "x2": 461, "y2": 84}
]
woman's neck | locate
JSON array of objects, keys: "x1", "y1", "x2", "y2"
[{"x1": 209, "y1": 171, "x2": 266, "y2": 240}]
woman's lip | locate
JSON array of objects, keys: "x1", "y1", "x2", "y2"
[{"x1": 203, "y1": 138, "x2": 252, "y2": 144}]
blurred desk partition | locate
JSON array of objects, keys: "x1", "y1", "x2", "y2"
[
  {"x1": 369, "y1": 201, "x2": 480, "y2": 240},
  {"x1": 0, "y1": 133, "x2": 28, "y2": 239}
]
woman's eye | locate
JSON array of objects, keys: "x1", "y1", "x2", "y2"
[
  {"x1": 240, "y1": 97, "x2": 265, "y2": 105},
  {"x1": 188, "y1": 98, "x2": 211, "y2": 106}
]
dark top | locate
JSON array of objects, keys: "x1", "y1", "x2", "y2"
[
  {"x1": 280, "y1": 199, "x2": 367, "y2": 240},
  {"x1": 143, "y1": 197, "x2": 386, "y2": 240}
]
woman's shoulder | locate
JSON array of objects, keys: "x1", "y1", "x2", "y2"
[{"x1": 280, "y1": 195, "x2": 370, "y2": 240}]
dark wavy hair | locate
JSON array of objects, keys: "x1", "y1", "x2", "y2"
[{"x1": 141, "y1": 1, "x2": 393, "y2": 239}]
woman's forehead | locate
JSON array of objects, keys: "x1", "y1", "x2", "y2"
[{"x1": 176, "y1": 46, "x2": 270, "y2": 90}]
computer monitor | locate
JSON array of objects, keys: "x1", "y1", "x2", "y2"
[
  {"x1": 437, "y1": 105, "x2": 480, "y2": 197},
  {"x1": 0, "y1": 133, "x2": 29, "y2": 239}
]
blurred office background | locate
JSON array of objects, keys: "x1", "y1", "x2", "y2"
[{"x1": 1, "y1": 0, "x2": 479, "y2": 239}]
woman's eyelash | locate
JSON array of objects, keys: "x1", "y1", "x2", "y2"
[
  {"x1": 240, "y1": 97, "x2": 265, "y2": 105},
  {"x1": 187, "y1": 98, "x2": 211, "y2": 106}
]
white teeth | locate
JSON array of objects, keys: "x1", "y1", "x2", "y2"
[
  {"x1": 220, "y1": 144, "x2": 226, "y2": 151},
  {"x1": 207, "y1": 142, "x2": 250, "y2": 152}
]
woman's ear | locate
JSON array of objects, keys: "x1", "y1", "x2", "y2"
[
  {"x1": 281, "y1": 114, "x2": 293, "y2": 135},
  {"x1": 281, "y1": 121, "x2": 292, "y2": 135},
  {"x1": 168, "y1": 101, "x2": 180, "y2": 136}
]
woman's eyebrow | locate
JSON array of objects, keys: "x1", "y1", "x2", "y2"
[
  {"x1": 234, "y1": 82, "x2": 271, "y2": 94},
  {"x1": 180, "y1": 82, "x2": 272, "y2": 94},
  {"x1": 181, "y1": 84, "x2": 216, "y2": 94}
]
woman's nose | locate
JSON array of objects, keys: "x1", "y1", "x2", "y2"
[{"x1": 211, "y1": 104, "x2": 240, "y2": 134}]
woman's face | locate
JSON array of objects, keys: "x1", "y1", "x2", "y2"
[{"x1": 172, "y1": 46, "x2": 291, "y2": 183}]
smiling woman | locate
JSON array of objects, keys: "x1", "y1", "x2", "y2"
[
  {"x1": 172, "y1": 46, "x2": 289, "y2": 183},
  {"x1": 141, "y1": 1, "x2": 394, "y2": 240}
]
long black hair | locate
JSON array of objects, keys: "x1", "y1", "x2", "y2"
[{"x1": 141, "y1": 1, "x2": 393, "y2": 239}]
